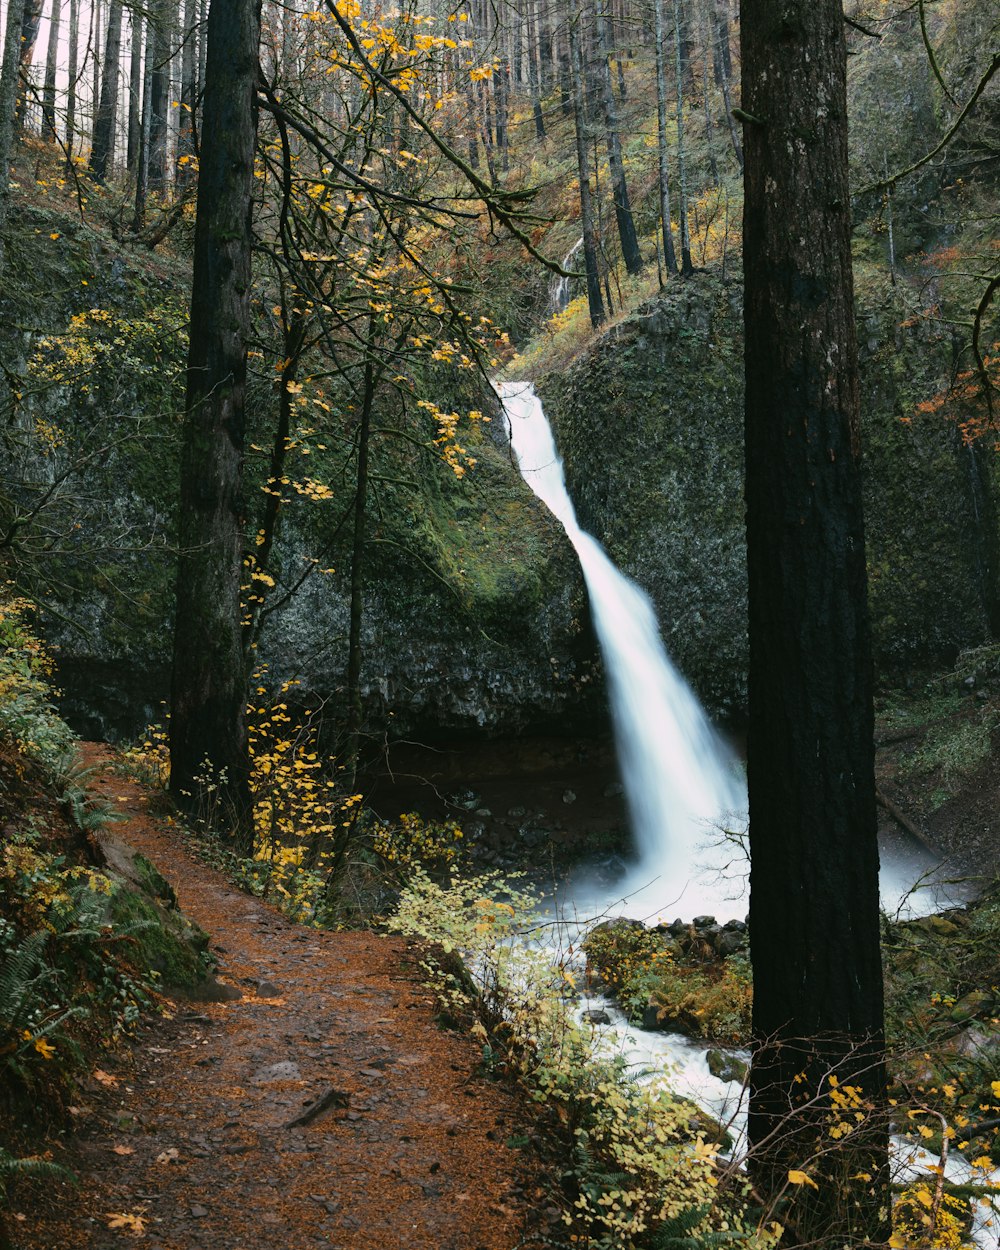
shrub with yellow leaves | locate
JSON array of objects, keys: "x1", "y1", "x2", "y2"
[{"x1": 391, "y1": 872, "x2": 781, "y2": 1250}]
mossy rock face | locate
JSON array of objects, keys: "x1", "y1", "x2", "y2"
[
  {"x1": 1, "y1": 205, "x2": 597, "y2": 741},
  {"x1": 95, "y1": 830, "x2": 214, "y2": 993},
  {"x1": 109, "y1": 885, "x2": 213, "y2": 993},
  {"x1": 540, "y1": 272, "x2": 997, "y2": 716}
]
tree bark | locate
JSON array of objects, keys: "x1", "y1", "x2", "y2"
[
  {"x1": 64, "y1": 0, "x2": 78, "y2": 156},
  {"x1": 176, "y1": 0, "x2": 197, "y2": 183},
  {"x1": 653, "y1": 0, "x2": 677, "y2": 276},
  {"x1": 0, "y1": 0, "x2": 25, "y2": 267},
  {"x1": 526, "y1": 0, "x2": 545, "y2": 140},
  {"x1": 90, "y1": 0, "x2": 123, "y2": 181},
  {"x1": 126, "y1": 10, "x2": 142, "y2": 171},
  {"x1": 42, "y1": 0, "x2": 61, "y2": 139},
  {"x1": 742, "y1": 0, "x2": 888, "y2": 1243},
  {"x1": 170, "y1": 0, "x2": 261, "y2": 849},
  {"x1": 568, "y1": 11, "x2": 604, "y2": 327},
  {"x1": 147, "y1": 0, "x2": 171, "y2": 189},
  {"x1": 594, "y1": 0, "x2": 641, "y2": 274},
  {"x1": 672, "y1": 0, "x2": 693, "y2": 274},
  {"x1": 15, "y1": 0, "x2": 44, "y2": 131}
]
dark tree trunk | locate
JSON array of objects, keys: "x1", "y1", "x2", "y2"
[
  {"x1": 526, "y1": 0, "x2": 545, "y2": 140},
  {"x1": 594, "y1": 1, "x2": 642, "y2": 275},
  {"x1": 741, "y1": 0, "x2": 888, "y2": 1244},
  {"x1": 64, "y1": 0, "x2": 78, "y2": 156},
  {"x1": 42, "y1": 0, "x2": 61, "y2": 138},
  {"x1": 90, "y1": 0, "x2": 123, "y2": 181},
  {"x1": 126, "y1": 11, "x2": 142, "y2": 171},
  {"x1": 0, "y1": 0, "x2": 25, "y2": 264},
  {"x1": 170, "y1": 0, "x2": 261, "y2": 849},
  {"x1": 133, "y1": 16, "x2": 155, "y2": 226},
  {"x1": 147, "y1": 0, "x2": 171, "y2": 189},
  {"x1": 176, "y1": 0, "x2": 197, "y2": 182},
  {"x1": 568, "y1": 12, "x2": 604, "y2": 328},
  {"x1": 672, "y1": 0, "x2": 692, "y2": 274},
  {"x1": 15, "y1": 0, "x2": 43, "y2": 131},
  {"x1": 653, "y1": 0, "x2": 677, "y2": 276}
]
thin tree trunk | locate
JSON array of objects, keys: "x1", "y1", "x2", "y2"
[
  {"x1": 65, "y1": 0, "x2": 78, "y2": 156},
  {"x1": 176, "y1": 0, "x2": 196, "y2": 182},
  {"x1": 0, "y1": 0, "x2": 26, "y2": 267},
  {"x1": 672, "y1": 0, "x2": 693, "y2": 274},
  {"x1": 126, "y1": 10, "x2": 142, "y2": 170},
  {"x1": 654, "y1": 0, "x2": 676, "y2": 275},
  {"x1": 568, "y1": 12, "x2": 604, "y2": 327},
  {"x1": 147, "y1": 0, "x2": 170, "y2": 189},
  {"x1": 526, "y1": 0, "x2": 545, "y2": 140},
  {"x1": 89, "y1": 0, "x2": 123, "y2": 181},
  {"x1": 15, "y1": 0, "x2": 44, "y2": 131},
  {"x1": 42, "y1": 0, "x2": 61, "y2": 138},
  {"x1": 132, "y1": 15, "x2": 154, "y2": 225},
  {"x1": 594, "y1": 0, "x2": 641, "y2": 274},
  {"x1": 742, "y1": 0, "x2": 888, "y2": 1241},
  {"x1": 170, "y1": 0, "x2": 261, "y2": 850}
]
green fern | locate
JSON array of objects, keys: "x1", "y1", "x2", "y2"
[{"x1": 0, "y1": 1146, "x2": 73, "y2": 1201}]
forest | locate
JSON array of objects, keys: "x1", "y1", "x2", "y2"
[{"x1": 0, "y1": 0, "x2": 998, "y2": 1246}]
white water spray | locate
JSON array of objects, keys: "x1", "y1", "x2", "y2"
[{"x1": 496, "y1": 380, "x2": 747, "y2": 921}]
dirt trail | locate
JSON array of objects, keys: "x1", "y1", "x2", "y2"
[{"x1": 23, "y1": 746, "x2": 545, "y2": 1250}]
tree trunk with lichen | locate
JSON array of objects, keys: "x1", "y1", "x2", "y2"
[
  {"x1": 742, "y1": 0, "x2": 889, "y2": 1243},
  {"x1": 170, "y1": 0, "x2": 260, "y2": 851}
]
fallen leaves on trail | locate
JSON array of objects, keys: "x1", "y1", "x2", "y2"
[
  {"x1": 105, "y1": 1211, "x2": 147, "y2": 1234},
  {"x1": 111, "y1": 1145, "x2": 134, "y2": 1156},
  {"x1": 93, "y1": 1069, "x2": 118, "y2": 1087}
]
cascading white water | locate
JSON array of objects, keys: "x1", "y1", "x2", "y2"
[
  {"x1": 496, "y1": 379, "x2": 962, "y2": 922},
  {"x1": 496, "y1": 380, "x2": 747, "y2": 921},
  {"x1": 548, "y1": 238, "x2": 584, "y2": 318}
]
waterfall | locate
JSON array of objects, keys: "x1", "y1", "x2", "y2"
[
  {"x1": 496, "y1": 380, "x2": 962, "y2": 922},
  {"x1": 496, "y1": 380, "x2": 747, "y2": 921},
  {"x1": 548, "y1": 238, "x2": 584, "y2": 318}
]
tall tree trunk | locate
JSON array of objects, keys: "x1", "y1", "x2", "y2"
[
  {"x1": 15, "y1": 0, "x2": 44, "y2": 131},
  {"x1": 526, "y1": 0, "x2": 545, "y2": 140},
  {"x1": 672, "y1": 0, "x2": 693, "y2": 274},
  {"x1": 717, "y1": 5, "x2": 743, "y2": 172},
  {"x1": 147, "y1": 0, "x2": 171, "y2": 189},
  {"x1": 742, "y1": 1, "x2": 888, "y2": 1244},
  {"x1": 176, "y1": 0, "x2": 197, "y2": 182},
  {"x1": 64, "y1": 0, "x2": 78, "y2": 156},
  {"x1": 89, "y1": 0, "x2": 123, "y2": 181},
  {"x1": 126, "y1": 10, "x2": 142, "y2": 171},
  {"x1": 0, "y1": 0, "x2": 26, "y2": 267},
  {"x1": 568, "y1": 12, "x2": 604, "y2": 327},
  {"x1": 42, "y1": 0, "x2": 61, "y2": 138},
  {"x1": 594, "y1": 0, "x2": 641, "y2": 274},
  {"x1": 654, "y1": 0, "x2": 677, "y2": 276},
  {"x1": 133, "y1": 14, "x2": 154, "y2": 225},
  {"x1": 170, "y1": 0, "x2": 261, "y2": 849}
]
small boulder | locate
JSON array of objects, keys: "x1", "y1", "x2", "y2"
[{"x1": 706, "y1": 1049, "x2": 748, "y2": 1084}]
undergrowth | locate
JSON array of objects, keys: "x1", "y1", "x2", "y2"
[
  {"x1": 0, "y1": 594, "x2": 164, "y2": 1228},
  {"x1": 124, "y1": 682, "x2": 470, "y2": 928},
  {"x1": 390, "y1": 871, "x2": 779, "y2": 1249}
]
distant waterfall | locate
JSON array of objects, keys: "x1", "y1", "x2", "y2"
[
  {"x1": 548, "y1": 239, "x2": 584, "y2": 318},
  {"x1": 496, "y1": 381, "x2": 747, "y2": 920}
]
